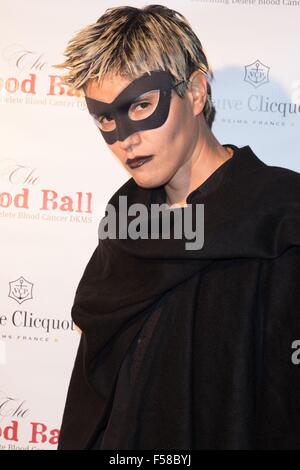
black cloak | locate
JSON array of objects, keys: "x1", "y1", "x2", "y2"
[{"x1": 58, "y1": 144, "x2": 300, "y2": 450}]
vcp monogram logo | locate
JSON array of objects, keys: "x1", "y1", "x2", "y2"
[
  {"x1": 244, "y1": 59, "x2": 270, "y2": 88},
  {"x1": 8, "y1": 277, "x2": 33, "y2": 304}
]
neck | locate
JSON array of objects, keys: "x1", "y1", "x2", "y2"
[{"x1": 164, "y1": 130, "x2": 234, "y2": 208}]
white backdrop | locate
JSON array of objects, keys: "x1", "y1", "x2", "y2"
[{"x1": 0, "y1": 0, "x2": 299, "y2": 450}]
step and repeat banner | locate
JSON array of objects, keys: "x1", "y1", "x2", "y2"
[{"x1": 0, "y1": 0, "x2": 299, "y2": 450}]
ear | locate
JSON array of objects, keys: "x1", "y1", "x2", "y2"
[{"x1": 187, "y1": 70, "x2": 207, "y2": 116}]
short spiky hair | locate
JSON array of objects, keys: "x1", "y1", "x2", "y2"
[{"x1": 54, "y1": 4, "x2": 215, "y2": 127}]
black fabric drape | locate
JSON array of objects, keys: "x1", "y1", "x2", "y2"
[{"x1": 58, "y1": 145, "x2": 300, "y2": 450}]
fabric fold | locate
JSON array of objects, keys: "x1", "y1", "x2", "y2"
[{"x1": 58, "y1": 145, "x2": 300, "y2": 449}]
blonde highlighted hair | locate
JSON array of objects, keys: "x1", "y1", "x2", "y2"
[{"x1": 54, "y1": 4, "x2": 215, "y2": 127}]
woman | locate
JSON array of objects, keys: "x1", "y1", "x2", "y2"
[{"x1": 55, "y1": 5, "x2": 300, "y2": 449}]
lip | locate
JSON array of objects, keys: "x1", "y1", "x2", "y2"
[{"x1": 126, "y1": 155, "x2": 154, "y2": 169}]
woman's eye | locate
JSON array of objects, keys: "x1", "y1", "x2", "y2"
[
  {"x1": 99, "y1": 114, "x2": 113, "y2": 123},
  {"x1": 134, "y1": 101, "x2": 150, "y2": 110}
]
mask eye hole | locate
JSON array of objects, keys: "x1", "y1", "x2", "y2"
[
  {"x1": 128, "y1": 89, "x2": 160, "y2": 121},
  {"x1": 92, "y1": 113, "x2": 116, "y2": 132},
  {"x1": 90, "y1": 88, "x2": 164, "y2": 131}
]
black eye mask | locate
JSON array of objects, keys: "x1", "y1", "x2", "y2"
[{"x1": 84, "y1": 70, "x2": 177, "y2": 145}]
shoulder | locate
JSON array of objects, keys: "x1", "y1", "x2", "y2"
[
  {"x1": 239, "y1": 152, "x2": 300, "y2": 206},
  {"x1": 258, "y1": 163, "x2": 300, "y2": 203},
  {"x1": 106, "y1": 177, "x2": 137, "y2": 206},
  {"x1": 263, "y1": 163, "x2": 300, "y2": 185},
  {"x1": 228, "y1": 148, "x2": 300, "y2": 222}
]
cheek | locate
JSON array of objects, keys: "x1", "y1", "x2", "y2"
[
  {"x1": 147, "y1": 106, "x2": 185, "y2": 151},
  {"x1": 165, "y1": 102, "x2": 184, "y2": 136},
  {"x1": 159, "y1": 103, "x2": 192, "y2": 157},
  {"x1": 108, "y1": 143, "x2": 122, "y2": 159}
]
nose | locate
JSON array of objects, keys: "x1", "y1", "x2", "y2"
[
  {"x1": 118, "y1": 131, "x2": 141, "y2": 154},
  {"x1": 115, "y1": 112, "x2": 143, "y2": 143}
]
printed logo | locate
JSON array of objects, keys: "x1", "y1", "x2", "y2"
[
  {"x1": 244, "y1": 59, "x2": 270, "y2": 88},
  {"x1": 8, "y1": 277, "x2": 33, "y2": 304}
]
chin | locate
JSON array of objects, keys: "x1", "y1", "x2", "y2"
[
  {"x1": 132, "y1": 172, "x2": 173, "y2": 189},
  {"x1": 129, "y1": 163, "x2": 174, "y2": 189},
  {"x1": 132, "y1": 174, "x2": 166, "y2": 190}
]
